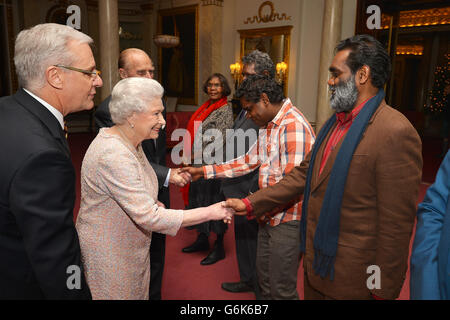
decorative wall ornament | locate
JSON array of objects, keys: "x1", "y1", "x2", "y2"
[
  {"x1": 201, "y1": 0, "x2": 223, "y2": 7},
  {"x1": 229, "y1": 62, "x2": 242, "y2": 90},
  {"x1": 381, "y1": 7, "x2": 450, "y2": 29},
  {"x1": 276, "y1": 61, "x2": 287, "y2": 85},
  {"x1": 244, "y1": 1, "x2": 291, "y2": 24}
]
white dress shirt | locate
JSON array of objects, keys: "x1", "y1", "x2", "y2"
[{"x1": 23, "y1": 88, "x2": 64, "y2": 130}]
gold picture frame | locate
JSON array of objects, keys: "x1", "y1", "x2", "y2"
[{"x1": 238, "y1": 25, "x2": 292, "y2": 96}]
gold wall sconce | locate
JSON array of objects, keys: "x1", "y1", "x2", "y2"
[
  {"x1": 230, "y1": 62, "x2": 242, "y2": 90},
  {"x1": 276, "y1": 61, "x2": 287, "y2": 85}
]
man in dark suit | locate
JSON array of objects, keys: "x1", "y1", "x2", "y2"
[
  {"x1": 0, "y1": 23, "x2": 102, "y2": 299},
  {"x1": 219, "y1": 50, "x2": 276, "y2": 298},
  {"x1": 94, "y1": 48, "x2": 189, "y2": 300}
]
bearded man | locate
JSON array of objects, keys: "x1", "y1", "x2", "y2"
[{"x1": 225, "y1": 34, "x2": 423, "y2": 300}]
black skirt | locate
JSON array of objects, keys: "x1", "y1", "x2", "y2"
[{"x1": 185, "y1": 178, "x2": 228, "y2": 236}]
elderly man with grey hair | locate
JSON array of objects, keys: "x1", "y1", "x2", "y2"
[
  {"x1": 241, "y1": 50, "x2": 276, "y2": 79},
  {"x1": 76, "y1": 77, "x2": 234, "y2": 300},
  {"x1": 0, "y1": 23, "x2": 103, "y2": 299}
]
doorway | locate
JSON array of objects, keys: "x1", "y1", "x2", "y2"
[{"x1": 356, "y1": 0, "x2": 450, "y2": 181}]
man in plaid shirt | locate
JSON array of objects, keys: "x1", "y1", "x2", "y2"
[{"x1": 183, "y1": 74, "x2": 315, "y2": 299}]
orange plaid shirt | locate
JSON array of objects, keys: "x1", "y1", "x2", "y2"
[{"x1": 204, "y1": 98, "x2": 315, "y2": 226}]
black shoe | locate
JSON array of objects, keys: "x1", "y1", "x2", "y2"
[
  {"x1": 200, "y1": 241, "x2": 225, "y2": 265},
  {"x1": 253, "y1": 283, "x2": 263, "y2": 300},
  {"x1": 221, "y1": 281, "x2": 254, "y2": 293},
  {"x1": 182, "y1": 234, "x2": 209, "y2": 253}
]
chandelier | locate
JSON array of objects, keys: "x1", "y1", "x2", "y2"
[
  {"x1": 153, "y1": 34, "x2": 180, "y2": 48},
  {"x1": 154, "y1": 1, "x2": 180, "y2": 48}
]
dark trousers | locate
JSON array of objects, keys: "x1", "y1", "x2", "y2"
[
  {"x1": 234, "y1": 215, "x2": 258, "y2": 287},
  {"x1": 256, "y1": 220, "x2": 301, "y2": 300},
  {"x1": 149, "y1": 232, "x2": 166, "y2": 300}
]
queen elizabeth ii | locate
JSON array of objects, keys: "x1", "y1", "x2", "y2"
[{"x1": 76, "y1": 77, "x2": 233, "y2": 299}]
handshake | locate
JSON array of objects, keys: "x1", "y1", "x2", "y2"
[
  {"x1": 168, "y1": 168, "x2": 192, "y2": 187},
  {"x1": 208, "y1": 199, "x2": 247, "y2": 225},
  {"x1": 176, "y1": 166, "x2": 269, "y2": 224},
  {"x1": 168, "y1": 166, "x2": 205, "y2": 187},
  {"x1": 209, "y1": 198, "x2": 270, "y2": 225}
]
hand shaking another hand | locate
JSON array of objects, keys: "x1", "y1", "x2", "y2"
[
  {"x1": 179, "y1": 166, "x2": 204, "y2": 182},
  {"x1": 224, "y1": 198, "x2": 247, "y2": 216},
  {"x1": 169, "y1": 168, "x2": 192, "y2": 187},
  {"x1": 223, "y1": 198, "x2": 268, "y2": 224},
  {"x1": 208, "y1": 201, "x2": 235, "y2": 224}
]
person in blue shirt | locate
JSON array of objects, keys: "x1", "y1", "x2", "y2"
[{"x1": 410, "y1": 149, "x2": 450, "y2": 300}]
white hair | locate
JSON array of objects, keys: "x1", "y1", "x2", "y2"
[
  {"x1": 109, "y1": 77, "x2": 164, "y2": 125},
  {"x1": 14, "y1": 23, "x2": 93, "y2": 90}
]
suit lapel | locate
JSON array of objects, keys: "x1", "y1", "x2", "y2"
[
  {"x1": 311, "y1": 127, "x2": 329, "y2": 191},
  {"x1": 312, "y1": 130, "x2": 346, "y2": 192},
  {"x1": 311, "y1": 121, "x2": 344, "y2": 193},
  {"x1": 13, "y1": 89, "x2": 70, "y2": 157},
  {"x1": 233, "y1": 110, "x2": 247, "y2": 129},
  {"x1": 55, "y1": 131, "x2": 71, "y2": 157},
  {"x1": 310, "y1": 103, "x2": 384, "y2": 193}
]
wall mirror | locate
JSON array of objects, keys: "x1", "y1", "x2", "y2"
[{"x1": 238, "y1": 25, "x2": 292, "y2": 95}]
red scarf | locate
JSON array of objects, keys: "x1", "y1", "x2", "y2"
[{"x1": 181, "y1": 97, "x2": 228, "y2": 206}]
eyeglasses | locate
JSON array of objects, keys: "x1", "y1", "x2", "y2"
[
  {"x1": 54, "y1": 65, "x2": 101, "y2": 79},
  {"x1": 136, "y1": 69, "x2": 155, "y2": 77},
  {"x1": 207, "y1": 83, "x2": 222, "y2": 88}
]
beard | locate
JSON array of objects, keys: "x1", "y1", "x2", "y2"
[{"x1": 329, "y1": 74, "x2": 358, "y2": 113}]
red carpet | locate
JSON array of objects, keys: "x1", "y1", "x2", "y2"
[{"x1": 68, "y1": 133, "x2": 438, "y2": 300}]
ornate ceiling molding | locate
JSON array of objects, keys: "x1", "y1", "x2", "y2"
[
  {"x1": 201, "y1": 0, "x2": 223, "y2": 7},
  {"x1": 381, "y1": 6, "x2": 450, "y2": 29},
  {"x1": 244, "y1": 1, "x2": 291, "y2": 25}
]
